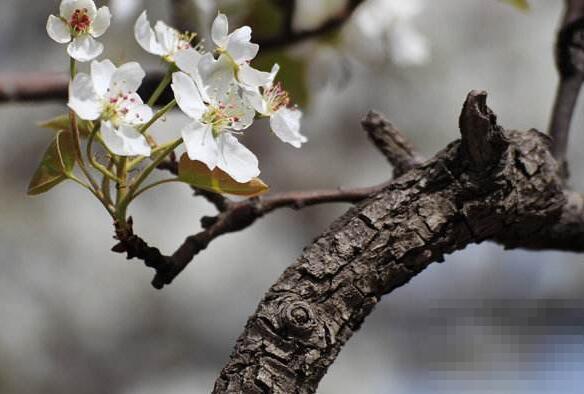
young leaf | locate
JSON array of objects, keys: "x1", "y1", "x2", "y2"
[
  {"x1": 38, "y1": 114, "x2": 92, "y2": 137},
  {"x1": 500, "y1": 0, "x2": 529, "y2": 11},
  {"x1": 178, "y1": 154, "x2": 269, "y2": 196},
  {"x1": 27, "y1": 131, "x2": 76, "y2": 196}
]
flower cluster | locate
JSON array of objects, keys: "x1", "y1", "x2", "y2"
[{"x1": 47, "y1": 0, "x2": 306, "y2": 184}]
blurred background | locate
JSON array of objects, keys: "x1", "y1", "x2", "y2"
[{"x1": 1, "y1": 0, "x2": 583, "y2": 393}]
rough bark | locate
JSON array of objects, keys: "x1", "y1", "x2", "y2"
[{"x1": 212, "y1": 92, "x2": 566, "y2": 393}]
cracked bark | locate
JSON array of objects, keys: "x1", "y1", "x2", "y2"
[{"x1": 212, "y1": 92, "x2": 566, "y2": 393}]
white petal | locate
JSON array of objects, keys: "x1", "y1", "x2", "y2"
[
  {"x1": 242, "y1": 87, "x2": 268, "y2": 115},
  {"x1": 270, "y1": 108, "x2": 306, "y2": 148},
  {"x1": 47, "y1": 15, "x2": 71, "y2": 43},
  {"x1": 91, "y1": 6, "x2": 111, "y2": 37},
  {"x1": 67, "y1": 73, "x2": 101, "y2": 120},
  {"x1": 226, "y1": 26, "x2": 259, "y2": 63},
  {"x1": 182, "y1": 121, "x2": 218, "y2": 170},
  {"x1": 217, "y1": 133, "x2": 259, "y2": 183},
  {"x1": 101, "y1": 122, "x2": 151, "y2": 157},
  {"x1": 60, "y1": 0, "x2": 97, "y2": 20},
  {"x1": 223, "y1": 86, "x2": 256, "y2": 130},
  {"x1": 211, "y1": 13, "x2": 229, "y2": 47},
  {"x1": 109, "y1": 62, "x2": 145, "y2": 94},
  {"x1": 134, "y1": 11, "x2": 165, "y2": 56},
  {"x1": 171, "y1": 72, "x2": 206, "y2": 120},
  {"x1": 238, "y1": 64, "x2": 274, "y2": 88},
  {"x1": 123, "y1": 101, "x2": 153, "y2": 125},
  {"x1": 198, "y1": 53, "x2": 235, "y2": 102},
  {"x1": 90, "y1": 59, "x2": 116, "y2": 96},
  {"x1": 174, "y1": 48, "x2": 203, "y2": 77},
  {"x1": 154, "y1": 21, "x2": 179, "y2": 56},
  {"x1": 67, "y1": 35, "x2": 103, "y2": 62}
]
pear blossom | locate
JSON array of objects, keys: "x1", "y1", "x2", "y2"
[
  {"x1": 68, "y1": 60, "x2": 153, "y2": 156},
  {"x1": 46, "y1": 0, "x2": 111, "y2": 62},
  {"x1": 208, "y1": 13, "x2": 276, "y2": 91},
  {"x1": 171, "y1": 70, "x2": 258, "y2": 183},
  {"x1": 134, "y1": 11, "x2": 196, "y2": 62},
  {"x1": 243, "y1": 65, "x2": 306, "y2": 148}
]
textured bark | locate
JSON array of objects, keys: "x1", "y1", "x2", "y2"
[{"x1": 212, "y1": 93, "x2": 566, "y2": 393}]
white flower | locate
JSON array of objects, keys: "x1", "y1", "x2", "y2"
[
  {"x1": 46, "y1": 0, "x2": 111, "y2": 62},
  {"x1": 348, "y1": 0, "x2": 429, "y2": 66},
  {"x1": 211, "y1": 13, "x2": 259, "y2": 66},
  {"x1": 171, "y1": 70, "x2": 259, "y2": 183},
  {"x1": 134, "y1": 11, "x2": 195, "y2": 62},
  {"x1": 68, "y1": 60, "x2": 153, "y2": 156},
  {"x1": 243, "y1": 64, "x2": 306, "y2": 148}
]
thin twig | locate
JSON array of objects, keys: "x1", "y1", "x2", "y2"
[
  {"x1": 256, "y1": 0, "x2": 364, "y2": 50},
  {"x1": 361, "y1": 111, "x2": 424, "y2": 177}
]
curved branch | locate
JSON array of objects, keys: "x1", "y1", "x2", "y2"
[{"x1": 212, "y1": 92, "x2": 566, "y2": 393}]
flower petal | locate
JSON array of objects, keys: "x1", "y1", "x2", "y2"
[
  {"x1": 211, "y1": 13, "x2": 229, "y2": 47},
  {"x1": 217, "y1": 133, "x2": 259, "y2": 183},
  {"x1": 91, "y1": 59, "x2": 116, "y2": 96},
  {"x1": 109, "y1": 62, "x2": 145, "y2": 94},
  {"x1": 46, "y1": 15, "x2": 71, "y2": 43},
  {"x1": 174, "y1": 48, "x2": 203, "y2": 77},
  {"x1": 67, "y1": 73, "x2": 101, "y2": 120},
  {"x1": 198, "y1": 53, "x2": 235, "y2": 102},
  {"x1": 270, "y1": 108, "x2": 307, "y2": 148},
  {"x1": 122, "y1": 99, "x2": 153, "y2": 125},
  {"x1": 238, "y1": 63, "x2": 274, "y2": 88},
  {"x1": 91, "y1": 6, "x2": 111, "y2": 38},
  {"x1": 171, "y1": 71, "x2": 206, "y2": 120},
  {"x1": 242, "y1": 87, "x2": 268, "y2": 114},
  {"x1": 154, "y1": 20, "x2": 179, "y2": 56},
  {"x1": 60, "y1": 0, "x2": 97, "y2": 20},
  {"x1": 226, "y1": 26, "x2": 259, "y2": 63},
  {"x1": 101, "y1": 122, "x2": 151, "y2": 157},
  {"x1": 134, "y1": 11, "x2": 165, "y2": 56},
  {"x1": 67, "y1": 35, "x2": 103, "y2": 62},
  {"x1": 182, "y1": 121, "x2": 218, "y2": 170}
]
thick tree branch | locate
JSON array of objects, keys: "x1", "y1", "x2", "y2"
[
  {"x1": 212, "y1": 92, "x2": 566, "y2": 393},
  {"x1": 548, "y1": 0, "x2": 584, "y2": 178}
]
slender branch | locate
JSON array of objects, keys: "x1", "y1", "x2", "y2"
[
  {"x1": 0, "y1": 71, "x2": 168, "y2": 104},
  {"x1": 361, "y1": 110, "x2": 424, "y2": 177},
  {"x1": 548, "y1": 0, "x2": 584, "y2": 178},
  {"x1": 256, "y1": 0, "x2": 364, "y2": 50}
]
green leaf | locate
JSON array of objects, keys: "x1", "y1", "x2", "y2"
[
  {"x1": 253, "y1": 51, "x2": 309, "y2": 107},
  {"x1": 178, "y1": 154, "x2": 269, "y2": 196},
  {"x1": 38, "y1": 114, "x2": 92, "y2": 138},
  {"x1": 27, "y1": 131, "x2": 76, "y2": 196},
  {"x1": 500, "y1": 0, "x2": 529, "y2": 11}
]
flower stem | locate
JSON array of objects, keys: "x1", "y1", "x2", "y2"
[
  {"x1": 87, "y1": 123, "x2": 120, "y2": 182},
  {"x1": 140, "y1": 99, "x2": 177, "y2": 134},
  {"x1": 115, "y1": 157, "x2": 129, "y2": 221},
  {"x1": 147, "y1": 66, "x2": 175, "y2": 107},
  {"x1": 132, "y1": 178, "x2": 181, "y2": 200},
  {"x1": 69, "y1": 57, "x2": 77, "y2": 79},
  {"x1": 118, "y1": 138, "x2": 183, "y2": 212}
]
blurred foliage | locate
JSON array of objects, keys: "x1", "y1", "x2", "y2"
[{"x1": 244, "y1": 0, "x2": 284, "y2": 39}]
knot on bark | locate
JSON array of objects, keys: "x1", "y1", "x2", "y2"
[
  {"x1": 459, "y1": 90, "x2": 507, "y2": 169},
  {"x1": 557, "y1": 17, "x2": 584, "y2": 77},
  {"x1": 277, "y1": 300, "x2": 317, "y2": 337}
]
